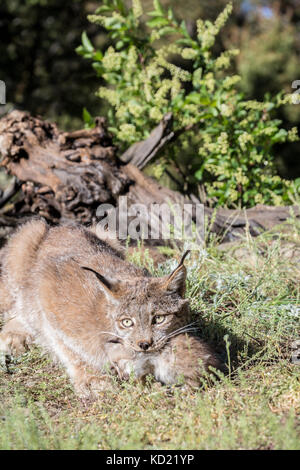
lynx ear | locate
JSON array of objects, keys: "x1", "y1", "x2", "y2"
[
  {"x1": 81, "y1": 266, "x2": 119, "y2": 300},
  {"x1": 162, "y1": 250, "x2": 190, "y2": 297}
]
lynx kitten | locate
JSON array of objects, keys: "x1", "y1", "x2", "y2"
[{"x1": 0, "y1": 220, "x2": 222, "y2": 396}]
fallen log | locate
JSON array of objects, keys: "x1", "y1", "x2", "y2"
[
  {"x1": 120, "y1": 112, "x2": 175, "y2": 169},
  {"x1": 0, "y1": 110, "x2": 299, "y2": 248},
  {"x1": 0, "y1": 110, "x2": 130, "y2": 224}
]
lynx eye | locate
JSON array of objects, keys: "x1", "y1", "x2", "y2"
[
  {"x1": 121, "y1": 318, "x2": 134, "y2": 328},
  {"x1": 154, "y1": 315, "x2": 166, "y2": 325}
]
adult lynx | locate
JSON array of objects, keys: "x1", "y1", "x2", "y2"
[{"x1": 0, "y1": 220, "x2": 222, "y2": 396}]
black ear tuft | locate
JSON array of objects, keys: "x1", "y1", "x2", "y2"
[
  {"x1": 179, "y1": 250, "x2": 190, "y2": 266},
  {"x1": 163, "y1": 250, "x2": 190, "y2": 297},
  {"x1": 165, "y1": 265, "x2": 186, "y2": 296},
  {"x1": 81, "y1": 266, "x2": 115, "y2": 292}
]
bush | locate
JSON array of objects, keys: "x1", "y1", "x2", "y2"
[{"x1": 77, "y1": 0, "x2": 299, "y2": 207}]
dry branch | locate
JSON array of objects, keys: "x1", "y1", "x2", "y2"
[{"x1": 0, "y1": 111, "x2": 130, "y2": 224}]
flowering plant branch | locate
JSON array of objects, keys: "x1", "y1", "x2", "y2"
[{"x1": 77, "y1": 0, "x2": 299, "y2": 207}]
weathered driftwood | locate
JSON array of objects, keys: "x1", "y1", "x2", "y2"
[
  {"x1": 123, "y1": 164, "x2": 299, "y2": 242},
  {"x1": 0, "y1": 111, "x2": 130, "y2": 224},
  {"x1": 0, "y1": 110, "x2": 299, "y2": 248},
  {"x1": 120, "y1": 112, "x2": 175, "y2": 169}
]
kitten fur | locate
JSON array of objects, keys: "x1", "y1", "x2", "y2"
[{"x1": 0, "y1": 220, "x2": 222, "y2": 396}]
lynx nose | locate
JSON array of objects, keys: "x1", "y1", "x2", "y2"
[{"x1": 138, "y1": 341, "x2": 151, "y2": 351}]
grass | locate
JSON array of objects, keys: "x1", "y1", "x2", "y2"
[{"x1": 0, "y1": 221, "x2": 299, "y2": 450}]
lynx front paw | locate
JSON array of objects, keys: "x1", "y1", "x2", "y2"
[
  {"x1": 73, "y1": 374, "x2": 115, "y2": 398},
  {"x1": 0, "y1": 331, "x2": 31, "y2": 356}
]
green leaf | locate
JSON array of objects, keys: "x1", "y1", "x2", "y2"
[
  {"x1": 82, "y1": 108, "x2": 95, "y2": 129},
  {"x1": 93, "y1": 50, "x2": 103, "y2": 61},
  {"x1": 92, "y1": 62, "x2": 104, "y2": 75},
  {"x1": 105, "y1": 17, "x2": 123, "y2": 28},
  {"x1": 157, "y1": 26, "x2": 177, "y2": 36},
  {"x1": 81, "y1": 31, "x2": 94, "y2": 53},
  {"x1": 83, "y1": 107, "x2": 92, "y2": 122},
  {"x1": 75, "y1": 45, "x2": 85, "y2": 56},
  {"x1": 76, "y1": 45, "x2": 93, "y2": 59},
  {"x1": 146, "y1": 17, "x2": 169, "y2": 28},
  {"x1": 265, "y1": 102, "x2": 275, "y2": 112},
  {"x1": 176, "y1": 38, "x2": 194, "y2": 47},
  {"x1": 108, "y1": 127, "x2": 118, "y2": 134},
  {"x1": 148, "y1": 10, "x2": 164, "y2": 17},
  {"x1": 185, "y1": 93, "x2": 213, "y2": 106},
  {"x1": 115, "y1": 40, "x2": 124, "y2": 50},
  {"x1": 115, "y1": 0, "x2": 126, "y2": 15},
  {"x1": 272, "y1": 129, "x2": 288, "y2": 142},
  {"x1": 167, "y1": 8, "x2": 176, "y2": 22},
  {"x1": 153, "y1": 0, "x2": 164, "y2": 15},
  {"x1": 95, "y1": 6, "x2": 112, "y2": 14},
  {"x1": 180, "y1": 20, "x2": 190, "y2": 38},
  {"x1": 194, "y1": 169, "x2": 203, "y2": 180}
]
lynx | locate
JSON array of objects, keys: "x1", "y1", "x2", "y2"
[{"x1": 0, "y1": 220, "x2": 222, "y2": 397}]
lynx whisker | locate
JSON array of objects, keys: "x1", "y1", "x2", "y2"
[
  {"x1": 152, "y1": 329, "x2": 198, "y2": 351},
  {"x1": 163, "y1": 326, "x2": 199, "y2": 341},
  {"x1": 154, "y1": 322, "x2": 200, "y2": 349},
  {"x1": 162, "y1": 321, "x2": 199, "y2": 338}
]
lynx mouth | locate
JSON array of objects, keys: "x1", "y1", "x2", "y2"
[{"x1": 108, "y1": 338, "x2": 122, "y2": 344}]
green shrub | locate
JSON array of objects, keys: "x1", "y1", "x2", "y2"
[{"x1": 77, "y1": 0, "x2": 299, "y2": 207}]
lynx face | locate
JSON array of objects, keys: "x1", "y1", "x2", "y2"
[
  {"x1": 114, "y1": 285, "x2": 190, "y2": 352},
  {"x1": 82, "y1": 252, "x2": 191, "y2": 353}
]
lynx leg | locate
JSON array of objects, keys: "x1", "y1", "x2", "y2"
[
  {"x1": 0, "y1": 318, "x2": 33, "y2": 356},
  {"x1": 51, "y1": 340, "x2": 115, "y2": 398},
  {"x1": 0, "y1": 279, "x2": 12, "y2": 316},
  {"x1": 72, "y1": 368, "x2": 115, "y2": 398}
]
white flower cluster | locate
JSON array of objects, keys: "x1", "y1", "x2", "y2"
[
  {"x1": 102, "y1": 46, "x2": 122, "y2": 71},
  {"x1": 214, "y1": 2, "x2": 233, "y2": 33},
  {"x1": 288, "y1": 127, "x2": 299, "y2": 142},
  {"x1": 117, "y1": 123, "x2": 139, "y2": 142},
  {"x1": 196, "y1": 3, "x2": 232, "y2": 49},
  {"x1": 132, "y1": 0, "x2": 143, "y2": 20},
  {"x1": 215, "y1": 49, "x2": 239, "y2": 70},
  {"x1": 217, "y1": 132, "x2": 229, "y2": 155},
  {"x1": 97, "y1": 87, "x2": 119, "y2": 106},
  {"x1": 238, "y1": 132, "x2": 254, "y2": 151},
  {"x1": 181, "y1": 48, "x2": 198, "y2": 60},
  {"x1": 223, "y1": 75, "x2": 241, "y2": 89}
]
